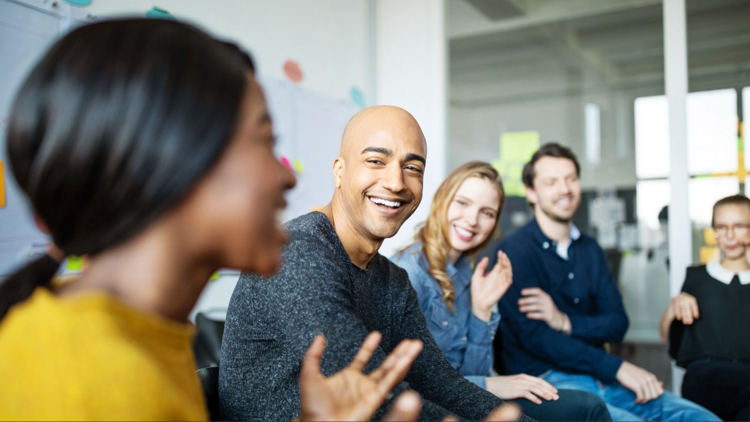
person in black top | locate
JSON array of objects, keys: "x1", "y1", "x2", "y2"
[{"x1": 661, "y1": 194, "x2": 750, "y2": 421}]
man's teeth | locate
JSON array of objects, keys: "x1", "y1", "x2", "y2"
[
  {"x1": 370, "y1": 197, "x2": 401, "y2": 208},
  {"x1": 455, "y1": 226, "x2": 473, "y2": 237}
]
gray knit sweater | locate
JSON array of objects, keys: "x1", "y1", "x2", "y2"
[{"x1": 219, "y1": 212, "x2": 524, "y2": 421}]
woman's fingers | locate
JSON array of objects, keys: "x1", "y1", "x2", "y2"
[
  {"x1": 690, "y1": 299, "x2": 700, "y2": 319},
  {"x1": 528, "y1": 377, "x2": 558, "y2": 400},
  {"x1": 523, "y1": 390, "x2": 543, "y2": 405},
  {"x1": 474, "y1": 257, "x2": 490, "y2": 278},
  {"x1": 673, "y1": 302, "x2": 683, "y2": 321},
  {"x1": 681, "y1": 303, "x2": 693, "y2": 324}
]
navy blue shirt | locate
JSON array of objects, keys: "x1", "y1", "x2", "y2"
[{"x1": 493, "y1": 219, "x2": 628, "y2": 384}]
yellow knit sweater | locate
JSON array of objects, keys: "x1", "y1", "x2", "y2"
[{"x1": 0, "y1": 288, "x2": 208, "y2": 421}]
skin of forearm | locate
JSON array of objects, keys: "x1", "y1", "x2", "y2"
[{"x1": 659, "y1": 306, "x2": 674, "y2": 344}]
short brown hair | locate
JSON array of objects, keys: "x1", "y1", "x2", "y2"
[
  {"x1": 522, "y1": 143, "x2": 580, "y2": 188},
  {"x1": 712, "y1": 194, "x2": 750, "y2": 227}
]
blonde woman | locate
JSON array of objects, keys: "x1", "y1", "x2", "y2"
[{"x1": 390, "y1": 161, "x2": 611, "y2": 421}]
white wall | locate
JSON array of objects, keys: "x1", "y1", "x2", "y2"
[
  {"x1": 86, "y1": 0, "x2": 373, "y2": 103},
  {"x1": 376, "y1": 0, "x2": 448, "y2": 257}
]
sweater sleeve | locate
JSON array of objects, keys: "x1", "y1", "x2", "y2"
[
  {"x1": 498, "y1": 244, "x2": 624, "y2": 384},
  {"x1": 220, "y1": 232, "x2": 457, "y2": 421},
  {"x1": 566, "y1": 246, "x2": 630, "y2": 344},
  {"x1": 393, "y1": 267, "x2": 533, "y2": 422}
]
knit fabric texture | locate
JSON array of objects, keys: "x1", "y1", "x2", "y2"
[{"x1": 219, "y1": 211, "x2": 525, "y2": 421}]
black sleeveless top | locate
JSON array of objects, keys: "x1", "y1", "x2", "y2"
[{"x1": 669, "y1": 264, "x2": 750, "y2": 368}]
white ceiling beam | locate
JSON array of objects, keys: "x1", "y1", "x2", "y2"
[{"x1": 449, "y1": 0, "x2": 662, "y2": 40}]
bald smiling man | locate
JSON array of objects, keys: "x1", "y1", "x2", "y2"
[{"x1": 219, "y1": 106, "x2": 529, "y2": 421}]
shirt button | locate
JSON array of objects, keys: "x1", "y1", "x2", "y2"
[
  {"x1": 543, "y1": 242, "x2": 550, "y2": 249},
  {"x1": 574, "y1": 297, "x2": 580, "y2": 304},
  {"x1": 456, "y1": 362, "x2": 461, "y2": 367},
  {"x1": 461, "y1": 336, "x2": 467, "y2": 342},
  {"x1": 568, "y1": 272, "x2": 575, "y2": 280},
  {"x1": 442, "y1": 320, "x2": 448, "y2": 326}
]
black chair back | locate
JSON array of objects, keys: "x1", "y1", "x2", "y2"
[
  {"x1": 197, "y1": 366, "x2": 220, "y2": 421},
  {"x1": 193, "y1": 312, "x2": 226, "y2": 369}
]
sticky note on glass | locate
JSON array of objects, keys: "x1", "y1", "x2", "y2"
[
  {"x1": 67, "y1": 255, "x2": 85, "y2": 271},
  {"x1": 146, "y1": 6, "x2": 177, "y2": 20},
  {"x1": 293, "y1": 159, "x2": 304, "y2": 174},
  {"x1": 492, "y1": 131, "x2": 540, "y2": 197},
  {"x1": 280, "y1": 156, "x2": 293, "y2": 171},
  {"x1": 0, "y1": 160, "x2": 5, "y2": 208}
]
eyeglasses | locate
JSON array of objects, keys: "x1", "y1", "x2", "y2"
[{"x1": 713, "y1": 223, "x2": 750, "y2": 238}]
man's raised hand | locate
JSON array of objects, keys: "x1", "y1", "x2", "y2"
[{"x1": 299, "y1": 332, "x2": 423, "y2": 421}]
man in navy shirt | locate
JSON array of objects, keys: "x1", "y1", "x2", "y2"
[{"x1": 491, "y1": 143, "x2": 719, "y2": 421}]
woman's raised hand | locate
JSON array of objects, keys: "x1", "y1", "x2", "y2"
[
  {"x1": 298, "y1": 332, "x2": 423, "y2": 421},
  {"x1": 471, "y1": 251, "x2": 513, "y2": 321}
]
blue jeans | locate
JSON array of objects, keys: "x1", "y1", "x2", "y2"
[{"x1": 541, "y1": 369, "x2": 721, "y2": 421}]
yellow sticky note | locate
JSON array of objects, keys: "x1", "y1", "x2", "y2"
[
  {"x1": 209, "y1": 271, "x2": 220, "y2": 281},
  {"x1": 703, "y1": 228, "x2": 717, "y2": 246},
  {"x1": 494, "y1": 131, "x2": 540, "y2": 198},
  {"x1": 294, "y1": 159, "x2": 304, "y2": 174},
  {"x1": 700, "y1": 246, "x2": 720, "y2": 264},
  {"x1": 500, "y1": 131, "x2": 540, "y2": 162},
  {"x1": 67, "y1": 255, "x2": 85, "y2": 271},
  {"x1": 0, "y1": 160, "x2": 5, "y2": 208}
]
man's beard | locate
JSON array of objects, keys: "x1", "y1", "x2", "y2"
[{"x1": 539, "y1": 198, "x2": 577, "y2": 224}]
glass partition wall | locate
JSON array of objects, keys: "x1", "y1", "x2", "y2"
[{"x1": 447, "y1": 0, "x2": 750, "y2": 392}]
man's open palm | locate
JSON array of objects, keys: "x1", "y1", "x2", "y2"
[{"x1": 299, "y1": 332, "x2": 423, "y2": 421}]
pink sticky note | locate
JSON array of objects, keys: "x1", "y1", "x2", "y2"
[
  {"x1": 283, "y1": 60, "x2": 303, "y2": 83},
  {"x1": 280, "y1": 156, "x2": 293, "y2": 171}
]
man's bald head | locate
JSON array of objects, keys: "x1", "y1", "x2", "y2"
[
  {"x1": 329, "y1": 105, "x2": 427, "y2": 244},
  {"x1": 340, "y1": 106, "x2": 426, "y2": 160}
]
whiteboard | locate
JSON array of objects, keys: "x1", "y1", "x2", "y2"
[
  {"x1": 259, "y1": 76, "x2": 359, "y2": 222},
  {"x1": 0, "y1": 0, "x2": 359, "y2": 276},
  {"x1": 0, "y1": 0, "x2": 78, "y2": 276}
]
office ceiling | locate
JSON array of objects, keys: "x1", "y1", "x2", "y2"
[{"x1": 449, "y1": 0, "x2": 750, "y2": 105}]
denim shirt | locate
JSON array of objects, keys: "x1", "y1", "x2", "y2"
[{"x1": 390, "y1": 243, "x2": 500, "y2": 389}]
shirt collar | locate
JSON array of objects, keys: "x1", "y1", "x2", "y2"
[
  {"x1": 570, "y1": 224, "x2": 581, "y2": 241},
  {"x1": 706, "y1": 261, "x2": 750, "y2": 285},
  {"x1": 530, "y1": 219, "x2": 580, "y2": 257}
]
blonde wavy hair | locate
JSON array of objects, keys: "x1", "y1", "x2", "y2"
[{"x1": 403, "y1": 161, "x2": 505, "y2": 312}]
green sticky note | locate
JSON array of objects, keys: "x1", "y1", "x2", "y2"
[
  {"x1": 494, "y1": 131, "x2": 540, "y2": 197},
  {"x1": 209, "y1": 272, "x2": 220, "y2": 281},
  {"x1": 67, "y1": 255, "x2": 84, "y2": 271},
  {"x1": 293, "y1": 159, "x2": 304, "y2": 174}
]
